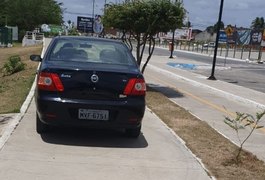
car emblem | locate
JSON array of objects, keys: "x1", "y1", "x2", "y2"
[{"x1": 91, "y1": 74, "x2": 99, "y2": 83}]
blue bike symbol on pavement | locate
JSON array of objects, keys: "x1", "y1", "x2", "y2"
[{"x1": 167, "y1": 62, "x2": 197, "y2": 70}]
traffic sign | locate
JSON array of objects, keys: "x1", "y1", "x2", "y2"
[
  {"x1": 77, "y1": 16, "x2": 93, "y2": 33},
  {"x1": 218, "y1": 30, "x2": 227, "y2": 43},
  {"x1": 225, "y1": 26, "x2": 233, "y2": 36}
]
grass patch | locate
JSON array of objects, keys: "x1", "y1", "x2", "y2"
[
  {"x1": 146, "y1": 86, "x2": 265, "y2": 180},
  {"x1": 0, "y1": 45, "x2": 41, "y2": 113}
]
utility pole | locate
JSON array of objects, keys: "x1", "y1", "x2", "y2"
[
  {"x1": 208, "y1": 0, "x2": 225, "y2": 80},
  {"x1": 92, "y1": 0, "x2": 95, "y2": 36},
  {"x1": 92, "y1": 0, "x2": 95, "y2": 19},
  {"x1": 169, "y1": 30, "x2": 175, "y2": 58}
]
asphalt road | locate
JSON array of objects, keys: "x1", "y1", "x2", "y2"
[{"x1": 151, "y1": 47, "x2": 265, "y2": 93}]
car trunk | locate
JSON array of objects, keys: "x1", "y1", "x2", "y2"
[
  {"x1": 61, "y1": 70, "x2": 130, "y2": 101},
  {"x1": 43, "y1": 61, "x2": 140, "y2": 101}
]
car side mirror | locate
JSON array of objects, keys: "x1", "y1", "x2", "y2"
[{"x1": 30, "y1": 55, "x2": 42, "y2": 62}]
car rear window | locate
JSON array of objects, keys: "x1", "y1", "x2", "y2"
[{"x1": 48, "y1": 38, "x2": 135, "y2": 66}]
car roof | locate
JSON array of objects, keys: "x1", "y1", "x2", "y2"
[{"x1": 53, "y1": 36, "x2": 123, "y2": 44}]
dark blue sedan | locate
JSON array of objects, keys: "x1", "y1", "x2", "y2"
[{"x1": 30, "y1": 36, "x2": 146, "y2": 138}]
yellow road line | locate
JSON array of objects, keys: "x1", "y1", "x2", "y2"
[
  {"x1": 178, "y1": 87, "x2": 236, "y2": 117},
  {"x1": 148, "y1": 74, "x2": 235, "y2": 116}
]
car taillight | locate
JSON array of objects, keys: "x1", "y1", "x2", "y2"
[
  {"x1": 124, "y1": 78, "x2": 146, "y2": 96},
  {"x1": 37, "y1": 72, "x2": 64, "y2": 92}
]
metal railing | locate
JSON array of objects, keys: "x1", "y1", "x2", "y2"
[{"x1": 156, "y1": 40, "x2": 264, "y2": 62}]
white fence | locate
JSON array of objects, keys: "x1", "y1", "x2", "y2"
[{"x1": 22, "y1": 31, "x2": 44, "y2": 47}]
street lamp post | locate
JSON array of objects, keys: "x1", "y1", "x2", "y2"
[
  {"x1": 208, "y1": 0, "x2": 225, "y2": 80},
  {"x1": 92, "y1": 0, "x2": 95, "y2": 18},
  {"x1": 169, "y1": 30, "x2": 175, "y2": 58},
  {"x1": 92, "y1": 0, "x2": 95, "y2": 36}
]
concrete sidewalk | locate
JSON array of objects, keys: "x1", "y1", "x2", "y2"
[{"x1": 0, "y1": 99, "x2": 212, "y2": 180}]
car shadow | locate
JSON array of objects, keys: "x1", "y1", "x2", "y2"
[
  {"x1": 147, "y1": 83, "x2": 184, "y2": 98},
  {"x1": 40, "y1": 127, "x2": 148, "y2": 148}
]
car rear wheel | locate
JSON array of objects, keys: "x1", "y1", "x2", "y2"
[
  {"x1": 36, "y1": 113, "x2": 49, "y2": 134},
  {"x1": 125, "y1": 125, "x2": 141, "y2": 138}
]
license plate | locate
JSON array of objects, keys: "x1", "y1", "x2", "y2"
[{"x1": 78, "y1": 109, "x2": 109, "y2": 120}]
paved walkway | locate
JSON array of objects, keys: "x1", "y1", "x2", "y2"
[
  {"x1": 0, "y1": 99, "x2": 211, "y2": 180},
  {"x1": 0, "y1": 114, "x2": 18, "y2": 137}
]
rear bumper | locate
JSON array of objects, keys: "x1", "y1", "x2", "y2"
[{"x1": 36, "y1": 96, "x2": 145, "y2": 129}]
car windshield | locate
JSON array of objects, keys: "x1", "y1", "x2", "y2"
[{"x1": 48, "y1": 38, "x2": 135, "y2": 66}]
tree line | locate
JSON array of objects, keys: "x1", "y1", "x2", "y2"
[
  {"x1": 205, "y1": 16, "x2": 265, "y2": 34},
  {"x1": 0, "y1": 0, "x2": 63, "y2": 40}
]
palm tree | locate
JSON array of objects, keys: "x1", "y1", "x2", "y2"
[{"x1": 251, "y1": 17, "x2": 265, "y2": 29}]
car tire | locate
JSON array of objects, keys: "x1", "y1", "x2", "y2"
[
  {"x1": 36, "y1": 113, "x2": 49, "y2": 134},
  {"x1": 125, "y1": 125, "x2": 141, "y2": 138}
]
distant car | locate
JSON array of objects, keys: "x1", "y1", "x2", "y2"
[
  {"x1": 208, "y1": 42, "x2": 216, "y2": 48},
  {"x1": 30, "y1": 36, "x2": 146, "y2": 138},
  {"x1": 203, "y1": 42, "x2": 216, "y2": 48}
]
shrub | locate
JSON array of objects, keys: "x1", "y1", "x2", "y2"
[
  {"x1": 2, "y1": 55, "x2": 26, "y2": 76},
  {"x1": 224, "y1": 111, "x2": 265, "y2": 164}
]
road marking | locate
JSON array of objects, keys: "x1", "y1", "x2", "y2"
[
  {"x1": 147, "y1": 74, "x2": 235, "y2": 116},
  {"x1": 146, "y1": 73, "x2": 265, "y2": 134}
]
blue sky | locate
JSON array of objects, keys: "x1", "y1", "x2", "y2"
[
  {"x1": 62, "y1": 0, "x2": 115, "y2": 24},
  {"x1": 183, "y1": 0, "x2": 265, "y2": 29},
  {"x1": 61, "y1": 0, "x2": 265, "y2": 30}
]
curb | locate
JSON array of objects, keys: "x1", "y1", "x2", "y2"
[
  {"x1": 0, "y1": 40, "x2": 44, "y2": 151},
  {"x1": 0, "y1": 74, "x2": 37, "y2": 151},
  {"x1": 146, "y1": 107, "x2": 216, "y2": 180}
]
